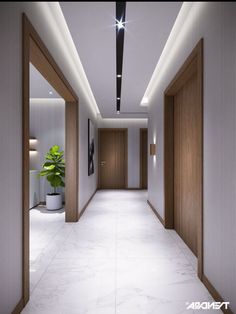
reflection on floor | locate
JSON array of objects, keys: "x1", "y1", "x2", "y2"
[
  {"x1": 29, "y1": 205, "x2": 66, "y2": 293},
  {"x1": 22, "y1": 191, "x2": 221, "y2": 314}
]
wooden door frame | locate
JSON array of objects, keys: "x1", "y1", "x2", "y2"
[
  {"x1": 22, "y1": 14, "x2": 79, "y2": 306},
  {"x1": 164, "y1": 39, "x2": 203, "y2": 279},
  {"x1": 140, "y1": 128, "x2": 148, "y2": 189},
  {"x1": 98, "y1": 128, "x2": 128, "y2": 189}
]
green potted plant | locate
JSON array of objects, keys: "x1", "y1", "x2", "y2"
[{"x1": 39, "y1": 145, "x2": 65, "y2": 210}]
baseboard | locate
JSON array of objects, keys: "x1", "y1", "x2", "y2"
[
  {"x1": 79, "y1": 189, "x2": 97, "y2": 219},
  {"x1": 12, "y1": 298, "x2": 24, "y2": 314},
  {"x1": 147, "y1": 200, "x2": 165, "y2": 227},
  {"x1": 202, "y1": 275, "x2": 233, "y2": 314},
  {"x1": 126, "y1": 187, "x2": 144, "y2": 190}
]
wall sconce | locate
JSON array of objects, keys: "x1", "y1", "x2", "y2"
[
  {"x1": 150, "y1": 144, "x2": 156, "y2": 156},
  {"x1": 29, "y1": 137, "x2": 37, "y2": 153}
]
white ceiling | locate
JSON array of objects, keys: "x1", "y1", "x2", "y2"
[
  {"x1": 30, "y1": 63, "x2": 61, "y2": 99},
  {"x1": 29, "y1": 2, "x2": 182, "y2": 117},
  {"x1": 60, "y1": 1, "x2": 182, "y2": 118}
]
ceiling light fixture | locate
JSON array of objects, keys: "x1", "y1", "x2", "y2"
[
  {"x1": 49, "y1": 91, "x2": 53, "y2": 95},
  {"x1": 117, "y1": 74, "x2": 122, "y2": 78},
  {"x1": 116, "y1": 18, "x2": 125, "y2": 30},
  {"x1": 117, "y1": 97, "x2": 120, "y2": 100},
  {"x1": 117, "y1": 110, "x2": 120, "y2": 114}
]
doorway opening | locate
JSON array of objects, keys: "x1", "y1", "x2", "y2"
[
  {"x1": 164, "y1": 39, "x2": 203, "y2": 278},
  {"x1": 22, "y1": 14, "x2": 79, "y2": 305},
  {"x1": 29, "y1": 63, "x2": 66, "y2": 294},
  {"x1": 98, "y1": 128, "x2": 128, "y2": 189},
  {"x1": 140, "y1": 128, "x2": 148, "y2": 189}
]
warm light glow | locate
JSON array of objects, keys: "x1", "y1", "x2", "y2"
[
  {"x1": 34, "y1": 3, "x2": 100, "y2": 116},
  {"x1": 97, "y1": 114, "x2": 148, "y2": 123},
  {"x1": 140, "y1": 97, "x2": 149, "y2": 106},
  {"x1": 153, "y1": 134, "x2": 156, "y2": 144},
  {"x1": 29, "y1": 150, "x2": 37, "y2": 154},
  {"x1": 29, "y1": 139, "x2": 37, "y2": 143},
  {"x1": 140, "y1": 3, "x2": 205, "y2": 103}
]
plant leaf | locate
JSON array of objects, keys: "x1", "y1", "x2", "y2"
[{"x1": 44, "y1": 164, "x2": 55, "y2": 170}]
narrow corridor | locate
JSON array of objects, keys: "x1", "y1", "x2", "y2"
[{"x1": 22, "y1": 191, "x2": 220, "y2": 314}]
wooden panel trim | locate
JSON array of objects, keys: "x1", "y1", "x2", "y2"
[
  {"x1": 23, "y1": 13, "x2": 77, "y2": 102},
  {"x1": 65, "y1": 101, "x2": 79, "y2": 222},
  {"x1": 124, "y1": 128, "x2": 128, "y2": 189},
  {"x1": 79, "y1": 189, "x2": 97, "y2": 219},
  {"x1": 164, "y1": 95, "x2": 174, "y2": 229},
  {"x1": 164, "y1": 39, "x2": 203, "y2": 279},
  {"x1": 165, "y1": 40, "x2": 202, "y2": 96},
  {"x1": 12, "y1": 298, "x2": 24, "y2": 314},
  {"x1": 22, "y1": 13, "x2": 30, "y2": 306},
  {"x1": 140, "y1": 128, "x2": 148, "y2": 189},
  {"x1": 202, "y1": 275, "x2": 233, "y2": 314},
  {"x1": 98, "y1": 128, "x2": 128, "y2": 189},
  {"x1": 147, "y1": 200, "x2": 165, "y2": 227},
  {"x1": 22, "y1": 13, "x2": 79, "y2": 309}
]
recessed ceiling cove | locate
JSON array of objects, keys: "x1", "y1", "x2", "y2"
[{"x1": 60, "y1": 2, "x2": 182, "y2": 118}]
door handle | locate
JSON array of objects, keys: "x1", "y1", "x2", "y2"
[{"x1": 100, "y1": 161, "x2": 106, "y2": 166}]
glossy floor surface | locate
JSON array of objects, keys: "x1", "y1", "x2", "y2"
[{"x1": 22, "y1": 191, "x2": 221, "y2": 314}]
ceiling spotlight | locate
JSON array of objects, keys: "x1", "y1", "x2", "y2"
[
  {"x1": 49, "y1": 91, "x2": 53, "y2": 95},
  {"x1": 117, "y1": 110, "x2": 120, "y2": 114},
  {"x1": 117, "y1": 97, "x2": 120, "y2": 100},
  {"x1": 117, "y1": 74, "x2": 122, "y2": 78},
  {"x1": 116, "y1": 19, "x2": 125, "y2": 30}
]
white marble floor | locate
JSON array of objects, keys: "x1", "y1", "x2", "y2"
[{"x1": 22, "y1": 191, "x2": 221, "y2": 314}]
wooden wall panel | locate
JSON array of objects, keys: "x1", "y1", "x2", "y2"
[
  {"x1": 164, "y1": 39, "x2": 203, "y2": 277},
  {"x1": 174, "y1": 73, "x2": 199, "y2": 256},
  {"x1": 98, "y1": 129, "x2": 127, "y2": 189},
  {"x1": 65, "y1": 101, "x2": 79, "y2": 222}
]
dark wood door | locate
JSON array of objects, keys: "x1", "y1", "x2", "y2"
[
  {"x1": 174, "y1": 73, "x2": 200, "y2": 256},
  {"x1": 99, "y1": 129, "x2": 127, "y2": 189},
  {"x1": 140, "y1": 128, "x2": 148, "y2": 189}
]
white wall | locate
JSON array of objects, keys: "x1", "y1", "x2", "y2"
[
  {"x1": 79, "y1": 101, "x2": 97, "y2": 210},
  {"x1": 148, "y1": 2, "x2": 236, "y2": 311},
  {"x1": 0, "y1": 3, "x2": 97, "y2": 313},
  {"x1": 30, "y1": 98, "x2": 65, "y2": 202},
  {"x1": 98, "y1": 117, "x2": 148, "y2": 188}
]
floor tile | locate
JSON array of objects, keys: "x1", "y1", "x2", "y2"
[{"x1": 21, "y1": 191, "x2": 221, "y2": 314}]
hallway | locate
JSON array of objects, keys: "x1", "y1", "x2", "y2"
[{"x1": 22, "y1": 191, "x2": 220, "y2": 314}]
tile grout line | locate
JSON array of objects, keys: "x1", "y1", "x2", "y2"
[{"x1": 29, "y1": 220, "x2": 74, "y2": 294}]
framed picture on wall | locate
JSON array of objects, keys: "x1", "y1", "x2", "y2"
[{"x1": 88, "y1": 119, "x2": 95, "y2": 176}]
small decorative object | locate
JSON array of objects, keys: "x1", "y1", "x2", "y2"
[
  {"x1": 150, "y1": 144, "x2": 156, "y2": 156},
  {"x1": 39, "y1": 145, "x2": 65, "y2": 210},
  {"x1": 88, "y1": 119, "x2": 95, "y2": 175}
]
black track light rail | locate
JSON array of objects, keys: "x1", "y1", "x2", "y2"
[{"x1": 116, "y1": 2, "x2": 126, "y2": 113}]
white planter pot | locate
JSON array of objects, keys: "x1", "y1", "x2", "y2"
[{"x1": 46, "y1": 193, "x2": 62, "y2": 210}]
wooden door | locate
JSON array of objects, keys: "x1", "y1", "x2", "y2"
[
  {"x1": 99, "y1": 129, "x2": 127, "y2": 189},
  {"x1": 174, "y1": 73, "x2": 200, "y2": 256},
  {"x1": 140, "y1": 128, "x2": 148, "y2": 189}
]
